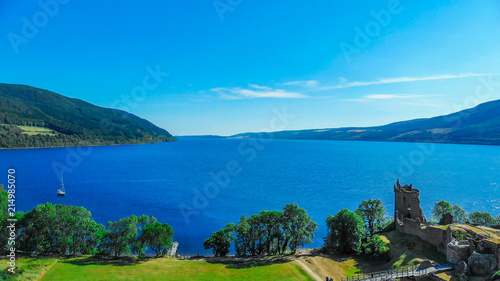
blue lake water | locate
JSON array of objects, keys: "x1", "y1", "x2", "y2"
[{"x1": 1, "y1": 138, "x2": 499, "y2": 255}]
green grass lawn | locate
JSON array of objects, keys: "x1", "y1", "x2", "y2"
[{"x1": 40, "y1": 256, "x2": 314, "y2": 281}]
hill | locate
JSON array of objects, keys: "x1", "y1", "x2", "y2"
[
  {"x1": 0, "y1": 83, "x2": 177, "y2": 149},
  {"x1": 231, "y1": 99, "x2": 500, "y2": 145}
]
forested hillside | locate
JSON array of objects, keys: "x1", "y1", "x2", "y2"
[{"x1": 0, "y1": 83, "x2": 176, "y2": 148}]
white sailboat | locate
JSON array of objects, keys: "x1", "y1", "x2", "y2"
[{"x1": 57, "y1": 174, "x2": 66, "y2": 196}]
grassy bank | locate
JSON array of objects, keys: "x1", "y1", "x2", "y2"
[{"x1": 0, "y1": 257, "x2": 59, "y2": 280}]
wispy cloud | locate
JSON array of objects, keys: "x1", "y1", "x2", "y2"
[
  {"x1": 320, "y1": 73, "x2": 490, "y2": 91},
  {"x1": 211, "y1": 84, "x2": 308, "y2": 99},
  {"x1": 281, "y1": 80, "x2": 319, "y2": 88},
  {"x1": 363, "y1": 94, "x2": 424, "y2": 100},
  {"x1": 345, "y1": 94, "x2": 441, "y2": 107}
]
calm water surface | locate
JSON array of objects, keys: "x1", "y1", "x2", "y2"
[{"x1": 1, "y1": 138, "x2": 499, "y2": 254}]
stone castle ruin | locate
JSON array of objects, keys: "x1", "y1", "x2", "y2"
[
  {"x1": 394, "y1": 179, "x2": 427, "y2": 228},
  {"x1": 394, "y1": 180, "x2": 500, "y2": 275}
]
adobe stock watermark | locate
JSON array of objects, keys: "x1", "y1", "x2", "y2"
[
  {"x1": 51, "y1": 65, "x2": 169, "y2": 177},
  {"x1": 384, "y1": 74, "x2": 500, "y2": 182},
  {"x1": 179, "y1": 107, "x2": 295, "y2": 224},
  {"x1": 110, "y1": 65, "x2": 169, "y2": 116},
  {"x1": 213, "y1": 0, "x2": 242, "y2": 21},
  {"x1": 7, "y1": 0, "x2": 71, "y2": 54},
  {"x1": 340, "y1": 0, "x2": 403, "y2": 63}
]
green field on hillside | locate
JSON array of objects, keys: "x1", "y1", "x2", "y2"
[
  {"x1": 39, "y1": 257, "x2": 314, "y2": 281},
  {"x1": 17, "y1": 126, "x2": 57, "y2": 136}
]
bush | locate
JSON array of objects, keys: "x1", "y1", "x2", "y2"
[
  {"x1": 362, "y1": 235, "x2": 389, "y2": 257},
  {"x1": 469, "y1": 211, "x2": 496, "y2": 225},
  {"x1": 452, "y1": 229, "x2": 467, "y2": 241}
]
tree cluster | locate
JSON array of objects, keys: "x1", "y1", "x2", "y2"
[
  {"x1": 204, "y1": 203, "x2": 318, "y2": 257},
  {"x1": 0, "y1": 125, "x2": 174, "y2": 149},
  {"x1": 325, "y1": 199, "x2": 390, "y2": 257},
  {"x1": 431, "y1": 200, "x2": 499, "y2": 226}
]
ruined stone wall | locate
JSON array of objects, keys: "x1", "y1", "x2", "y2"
[
  {"x1": 468, "y1": 251, "x2": 498, "y2": 275},
  {"x1": 498, "y1": 248, "x2": 500, "y2": 270},
  {"x1": 398, "y1": 217, "x2": 450, "y2": 254},
  {"x1": 480, "y1": 240, "x2": 500, "y2": 270},
  {"x1": 393, "y1": 181, "x2": 500, "y2": 271},
  {"x1": 447, "y1": 240, "x2": 475, "y2": 264}
]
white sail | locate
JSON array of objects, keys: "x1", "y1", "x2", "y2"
[{"x1": 57, "y1": 174, "x2": 65, "y2": 196}]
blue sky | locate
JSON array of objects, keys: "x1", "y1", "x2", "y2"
[{"x1": 1, "y1": 0, "x2": 500, "y2": 136}]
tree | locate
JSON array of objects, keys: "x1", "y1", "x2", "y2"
[
  {"x1": 132, "y1": 215, "x2": 157, "y2": 256},
  {"x1": 355, "y1": 199, "x2": 386, "y2": 236},
  {"x1": 362, "y1": 234, "x2": 389, "y2": 257},
  {"x1": 140, "y1": 222, "x2": 174, "y2": 257},
  {"x1": 469, "y1": 211, "x2": 496, "y2": 225},
  {"x1": 51, "y1": 204, "x2": 104, "y2": 255},
  {"x1": 452, "y1": 204, "x2": 468, "y2": 223},
  {"x1": 102, "y1": 215, "x2": 139, "y2": 257},
  {"x1": 325, "y1": 209, "x2": 364, "y2": 254},
  {"x1": 496, "y1": 215, "x2": 500, "y2": 225},
  {"x1": 282, "y1": 203, "x2": 318, "y2": 254},
  {"x1": 17, "y1": 203, "x2": 102, "y2": 255},
  {"x1": 258, "y1": 210, "x2": 284, "y2": 255},
  {"x1": 204, "y1": 223, "x2": 235, "y2": 257},
  {"x1": 234, "y1": 215, "x2": 250, "y2": 256},
  {"x1": 431, "y1": 200, "x2": 452, "y2": 222}
]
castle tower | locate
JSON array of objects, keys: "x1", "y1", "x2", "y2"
[{"x1": 394, "y1": 179, "x2": 426, "y2": 230}]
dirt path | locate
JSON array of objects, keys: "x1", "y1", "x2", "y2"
[{"x1": 294, "y1": 259, "x2": 323, "y2": 281}]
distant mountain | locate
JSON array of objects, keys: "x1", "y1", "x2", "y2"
[
  {"x1": 179, "y1": 135, "x2": 226, "y2": 139},
  {"x1": 0, "y1": 83, "x2": 177, "y2": 149},
  {"x1": 230, "y1": 99, "x2": 500, "y2": 145}
]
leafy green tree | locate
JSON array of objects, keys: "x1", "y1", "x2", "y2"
[
  {"x1": 102, "y1": 215, "x2": 139, "y2": 257},
  {"x1": 0, "y1": 186, "x2": 25, "y2": 253},
  {"x1": 204, "y1": 223, "x2": 235, "y2": 257},
  {"x1": 496, "y1": 215, "x2": 500, "y2": 224},
  {"x1": 259, "y1": 210, "x2": 284, "y2": 255},
  {"x1": 234, "y1": 215, "x2": 250, "y2": 256},
  {"x1": 469, "y1": 211, "x2": 496, "y2": 225},
  {"x1": 362, "y1": 234, "x2": 389, "y2": 257},
  {"x1": 452, "y1": 204, "x2": 468, "y2": 223},
  {"x1": 355, "y1": 199, "x2": 386, "y2": 236},
  {"x1": 0, "y1": 185, "x2": 7, "y2": 213},
  {"x1": 132, "y1": 215, "x2": 157, "y2": 256},
  {"x1": 431, "y1": 200, "x2": 453, "y2": 222},
  {"x1": 17, "y1": 203, "x2": 57, "y2": 255},
  {"x1": 325, "y1": 209, "x2": 364, "y2": 254},
  {"x1": 55, "y1": 205, "x2": 104, "y2": 255},
  {"x1": 282, "y1": 203, "x2": 318, "y2": 254},
  {"x1": 17, "y1": 203, "x2": 101, "y2": 255},
  {"x1": 140, "y1": 222, "x2": 174, "y2": 257},
  {"x1": 211, "y1": 204, "x2": 317, "y2": 257}
]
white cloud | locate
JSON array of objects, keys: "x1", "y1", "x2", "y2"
[
  {"x1": 345, "y1": 94, "x2": 441, "y2": 106},
  {"x1": 364, "y1": 94, "x2": 424, "y2": 99},
  {"x1": 248, "y1": 84, "x2": 272, "y2": 90},
  {"x1": 281, "y1": 80, "x2": 319, "y2": 88},
  {"x1": 211, "y1": 84, "x2": 308, "y2": 99},
  {"x1": 320, "y1": 73, "x2": 490, "y2": 90}
]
